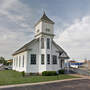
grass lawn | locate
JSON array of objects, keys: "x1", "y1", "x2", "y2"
[{"x1": 0, "y1": 70, "x2": 79, "y2": 86}]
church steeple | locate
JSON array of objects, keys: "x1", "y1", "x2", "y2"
[
  {"x1": 40, "y1": 12, "x2": 54, "y2": 24},
  {"x1": 34, "y1": 12, "x2": 54, "y2": 39},
  {"x1": 35, "y1": 12, "x2": 54, "y2": 26}
]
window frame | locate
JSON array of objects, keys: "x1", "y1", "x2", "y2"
[
  {"x1": 46, "y1": 28, "x2": 50, "y2": 32},
  {"x1": 47, "y1": 54, "x2": 50, "y2": 64},
  {"x1": 31, "y1": 54, "x2": 36, "y2": 64},
  {"x1": 52, "y1": 55, "x2": 57, "y2": 64},
  {"x1": 41, "y1": 54, "x2": 44, "y2": 65},
  {"x1": 47, "y1": 38, "x2": 50, "y2": 49}
]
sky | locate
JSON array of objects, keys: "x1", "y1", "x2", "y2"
[{"x1": 0, "y1": 0, "x2": 90, "y2": 60}]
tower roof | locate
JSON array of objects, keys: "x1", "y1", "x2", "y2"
[{"x1": 35, "y1": 12, "x2": 54, "y2": 26}]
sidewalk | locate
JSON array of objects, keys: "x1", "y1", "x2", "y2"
[
  {"x1": 69, "y1": 74, "x2": 90, "y2": 78},
  {"x1": 0, "y1": 76, "x2": 87, "y2": 89}
]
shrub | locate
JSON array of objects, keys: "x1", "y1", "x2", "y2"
[
  {"x1": 42, "y1": 71, "x2": 57, "y2": 76},
  {"x1": 29, "y1": 73, "x2": 39, "y2": 76},
  {"x1": 22, "y1": 71, "x2": 25, "y2": 77},
  {"x1": 58, "y1": 69, "x2": 65, "y2": 74}
]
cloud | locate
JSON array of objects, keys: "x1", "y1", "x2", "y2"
[
  {"x1": 56, "y1": 16, "x2": 90, "y2": 60},
  {"x1": 0, "y1": 0, "x2": 37, "y2": 59},
  {"x1": 0, "y1": 0, "x2": 33, "y2": 24},
  {"x1": 0, "y1": 26, "x2": 33, "y2": 59},
  {"x1": 0, "y1": 0, "x2": 90, "y2": 60}
]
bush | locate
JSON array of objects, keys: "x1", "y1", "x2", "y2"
[
  {"x1": 29, "y1": 73, "x2": 39, "y2": 76},
  {"x1": 42, "y1": 71, "x2": 57, "y2": 76},
  {"x1": 22, "y1": 71, "x2": 25, "y2": 77},
  {"x1": 58, "y1": 69, "x2": 65, "y2": 74}
]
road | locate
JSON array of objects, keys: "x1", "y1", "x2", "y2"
[{"x1": 0, "y1": 79, "x2": 90, "y2": 90}]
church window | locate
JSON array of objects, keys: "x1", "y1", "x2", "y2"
[
  {"x1": 31, "y1": 54, "x2": 36, "y2": 64},
  {"x1": 41, "y1": 38, "x2": 44, "y2": 49},
  {"x1": 47, "y1": 54, "x2": 50, "y2": 64},
  {"x1": 46, "y1": 28, "x2": 50, "y2": 32},
  {"x1": 41, "y1": 54, "x2": 44, "y2": 64},
  {"x1": 47, "y1": 38, "x2": 50, "y2": 49},
  {"x1": 52, "y1": 55, "x2": 57, "y2": 64}
]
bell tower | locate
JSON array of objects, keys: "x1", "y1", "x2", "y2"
[{"x1": 34, "y1": 12, "x2": 55, "y2": 39}]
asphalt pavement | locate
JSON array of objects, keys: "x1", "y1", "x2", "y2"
[{"x1": 0, "y1": 79, "x2": 90, "y2": 90}]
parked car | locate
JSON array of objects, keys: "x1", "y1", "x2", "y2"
[
  {"x1": 4, "y1": 66, "x2": 12, "y2": 70},
  {"x1": 0, "y1": 64, "x2": 5, "y2": 70}
]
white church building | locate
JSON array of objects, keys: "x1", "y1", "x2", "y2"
[{"x1": 12, "y1": 12, "x2": 69, "y2": 74}]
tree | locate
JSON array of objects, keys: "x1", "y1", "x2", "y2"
[
  {"x1": 0, "y1": 57, "x2": 5, "y2": 64},
  {"x1": 0, "y1": 57, "x2": 8, "y2": 65}
]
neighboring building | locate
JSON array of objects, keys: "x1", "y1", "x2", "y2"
[
  {"x1": 7, "y1": 59, "x2": 13, "y2": 65},
  {"x1": 12, "y1": 12, "x2": 69, "y2": 74}
]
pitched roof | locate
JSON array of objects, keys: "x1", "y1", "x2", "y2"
[
  {"x1": 13, "y1": 39, "x2": 69, "y2": 59},
  {"x1": 12, "y1": 39, "x2": 37, "y2": 56},
  {"x1": 35, "y1": 12, "x2": 54, "y2": 26},
  {"x1": 52, "y1": 40, "x2": 69, "y2": 59}
]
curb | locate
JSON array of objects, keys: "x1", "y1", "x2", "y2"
[{"x1": 0, "y1": 78, "x2": 87, "y2": 89}]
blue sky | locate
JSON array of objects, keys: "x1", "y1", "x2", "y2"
[{"x1": 0, "y1": 0, "x2": 90, "y2": 60}]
